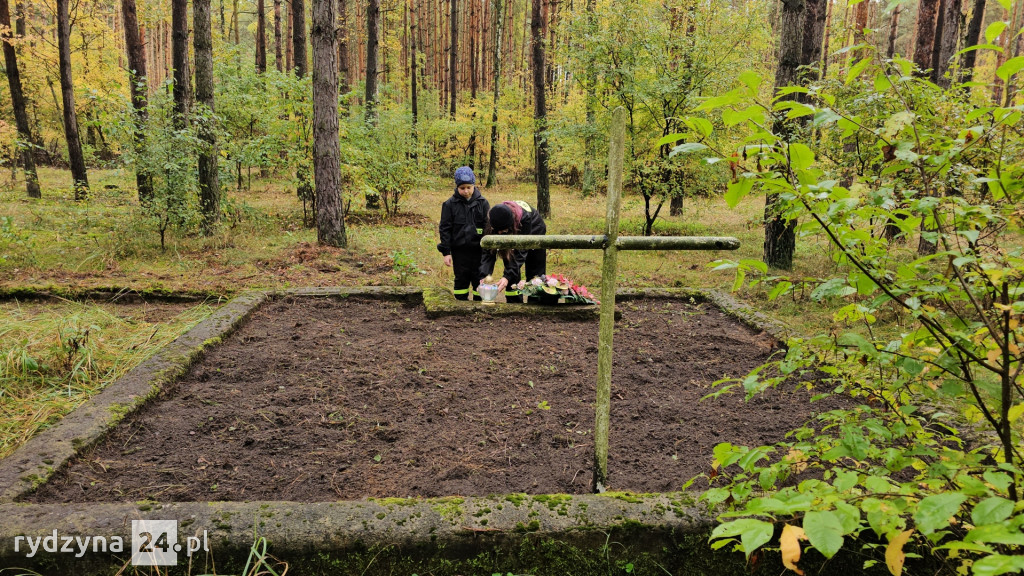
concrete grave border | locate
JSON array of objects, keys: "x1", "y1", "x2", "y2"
[{"x1": 0, "y1": 286, "x2": 809, "y2": 575}]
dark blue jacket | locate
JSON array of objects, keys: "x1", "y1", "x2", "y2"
[{"x1": 437, "y1": 188, "x2": 490, "y2": 256}]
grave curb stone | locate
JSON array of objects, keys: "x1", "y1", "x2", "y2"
[{"x1": 0, "y1": 493, "x2": 739, "y2": 575}]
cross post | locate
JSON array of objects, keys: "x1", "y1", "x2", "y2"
[{"x1": 481, "y1": 107, "x2": 740, "y2": 492}]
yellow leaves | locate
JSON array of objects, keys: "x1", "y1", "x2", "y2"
[
  {"x1": 886, "y1": 530, "x2": 914, "y2": 575},
  {"x1": 780, "y1": 524, "x2": 807, "y2": 575},
  {"x1": 987, "y1": 349, "x2": 1001, "y2": 366},
  {"x1": 786, "y1": 448, "x2": 808, "y2": 473}
]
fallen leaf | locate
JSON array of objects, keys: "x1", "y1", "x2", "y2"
[
  {"x1": 781, "y1": 524, "x2": 807, "y2": 574},
  {"x1": 886, "y1": 529, "x2": 914, "y2": 575}
]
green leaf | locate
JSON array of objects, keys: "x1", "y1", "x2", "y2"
[
  {"x1": 833, "y1": 469, "x2": 858, "y2": 492},
  {"x1": 956, "y1": 44, "x2": 1004, "y2": 55},
  {"x1": 670, "y1": 142, "x2": 709, "y2": 156},
  {"x1": 702, "y1": 487, "x2": 731, "y2": 506},
  {"x1": 767, "y1": 281, "x2": 793, "y2": 301},
  {"x1": 725, "y1": 178, "x2": 755, "y2": 208},
  {"x1": 656, "y1": 133, "x2": 687, "y2": 147},
  {"x1": 855, "y1": 272, "x2": 877, "y2": 296},
  {"x1": 982, "y1": 471, "x2": 1012, "y2": 495},
  {"x1": 781, "y1": 102, "x2": 816, "y2": 119},
  {"x1": 834, "y1": 501, "x2": 862, "y2": 534},
  {"x1": 965, "y1": 523, "x2": 1024, "y2": 546},
  {"x1": 789, "y1": 143, "x2": 814, "y2": 171},
  {"x1": 847, "y1": 58, "x2": 872, "y2": 84},
  {"x1": 863, "y1": 476, "x2": 895, "y2": 494},
  {"x1": 803, "y1": 511, "x2": 845, "y2": 559},
  {"x1": 996, "y1": 56, "x2": 1024, "y2": 82},
  {"x1": 971, "y1": 497, "x2": 1014, "y2": 525},
  {"x1": 710, "y1": 519, "x2": 775, "y2": 559},
  {"x1": 913, "y1": 493, "x2": 966, "y2": 535},
  {"x1": 812, "y1": 109, "x2": 843, "y2": 127},
  {"x1": 984, "y1": 21, "x2": 1007, "y2": 44},
  {"x1": 687, "y1": 117, "x2": 714, "y2": 138},
  {"x1": 874, "y1": 72, "x2": 893, "y2": 92},
  {"x1": 740, "y1": 259, "x2": 769, "y2": 274},
  {"x1": 739, "y1": 71, "x2": 763, "y2": 91},
  {"x1": 837, "y1": 333, "x2": 877, "y2": 358},
  {"x1": 722, "y1": 106, "x2": 765, "y2": 127},
  {"x1": 972, "y1": 554, "x2": 1024, "y2": 576},
  {"x1": 811, "y1": 278, "x2": 856, "y2": 301}
]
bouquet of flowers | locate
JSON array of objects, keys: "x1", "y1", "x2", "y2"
[{"x1": 516, "y1": 273, "x2": 599, "y2": 305}]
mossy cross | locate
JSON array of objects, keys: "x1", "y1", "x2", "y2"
[{"x1": 482, "y1": 108, "x2": 741, "y2": 493}]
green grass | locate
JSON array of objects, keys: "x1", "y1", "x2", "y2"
[{"x1": 0, "y1": 299, "x2": 215, "y2": 458}]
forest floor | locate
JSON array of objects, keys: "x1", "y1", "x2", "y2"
[{"x1": 28, "y1": 296, "x2": 847, "y2": 502}]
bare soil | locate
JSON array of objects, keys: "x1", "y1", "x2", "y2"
[{"x1": 30, "y1": 296, "x2": 843, "y2": 503}]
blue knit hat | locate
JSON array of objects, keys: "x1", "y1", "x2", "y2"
[{"x1": 454, "y1": 166, "x2": 476, "y2": 186}]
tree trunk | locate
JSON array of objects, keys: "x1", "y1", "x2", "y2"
[
  {"x1": 293, "y1": 0, "x2": 308, "y2": 75},
  {"x1": 581, "y1": 0, "x2": 596, "y2": 196},
  {"x1": 195, "y1": 0, "x2": 220, "y2": 234},
  {"x1": 930, "y1": 0, "x2": 948, "y2": 84},
  {"x1": 257, "y1": 0, "x2": 268, "y2": 72},
  {"x1": 232, "y1": 0, "x2": 240, "y2": 43},
  {"x1": 763, "y1": 0, "x2": 805, "y2": 270},
  {"x1": 531, "y1": 0, "x2": 549, "y2": 218},
  {"x1": 960, "y1": 0, "x2": 986, "y2": 84},
  {"x1": 312, "y1": 0, "x2": 347, "y2": 246},
  {"x1": 338, "y1": 0, "x2": 350, "y2": 93},
  {"x1": 56, "y1": 0, "x2": 89, "y2": 198},
  {"x1": 802, "y1": 0, "x2": 826, "y2": 82},
  {"x1": 934, "y1": 0, "x2": 961, "y2": 87},
  {"x1": 820, "y1": 0, "x2": 834, "y2": 77},
  {"x1": 852, "y1": 0, "x2": 869, "y2": 60},
  {"x1": 1, "y1": 0, "x2": 39, "y2": 198},
  {"x1": 913, "y1": 0, "x2": 939, "y2": 78},
  {"x1": 172, "y1": 0, "x2": 189, "y2": 124},
  {"x1": 449, "y1": 0, "x2": 458, "y2": 118},
  {"x1": 887, "y1": 5, "x2": 901, "y2": 58},
  {"x1": 120, "y1": 0, "x2": 152, "y2": 203},
  {"x1": 286, "y1": 0, "x2": 293, "y2": 70},
  {"x1": 410, "y1": 0, "x2": 418, "y2": 150},
  {"x1": 365, "y1": 0, "x2": 380, "y2": 124},
  {"x1": 467, "y1": 0, "x2": 478, "y2": 163},
  {"x1": 486, "y1": 0, "x2": 503, "y2": 187},
  {"x1": 274, "y1": 0, "x2": 283, "y2": 71}
]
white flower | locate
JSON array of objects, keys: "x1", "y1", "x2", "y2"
[
  {"x1": 531, "y1": 277, "x2": 543, "y2": 286},
  {"x1": 547, "y1": 277, "x2": 559, "y2": 287}
]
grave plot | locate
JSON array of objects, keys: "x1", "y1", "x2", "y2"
[{"x1": 28, "y1": 294, "x2": 845, "y2": 503}]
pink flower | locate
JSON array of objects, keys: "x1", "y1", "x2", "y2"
[
  {"x1": 531, "y1": 277, "x2": 544, "y2": 286},
  {"x1": 517, "y1": 280, "x2": 526, "y2": 290}
]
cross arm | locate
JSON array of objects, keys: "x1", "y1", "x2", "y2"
[{"x1": 481, "y1": 235, "x2": 740, "y2": 251}]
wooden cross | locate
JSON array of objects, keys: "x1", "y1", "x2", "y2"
[{"x1": 481, "y1": 107, "x2": 741, "y2": 493}]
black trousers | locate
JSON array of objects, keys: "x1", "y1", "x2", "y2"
[
  {"x1": 452, "y1": 246, "x2": 482, "y2": 300},
  {"x1": 506, "y1": 249, "x2": 546, "y2": 303}
]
